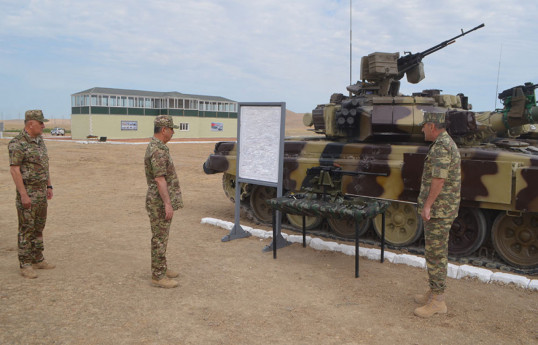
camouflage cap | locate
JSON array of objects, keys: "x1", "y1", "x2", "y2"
[
  {"x1": 419, "y1": 112, "x2": 445, "y2": 126},
  {"x1": 25, "y1": 110, "x2": 49, "y2": 123},
  {"x1": 154, "y1": 115, "x2": 179, "y2": 129}
]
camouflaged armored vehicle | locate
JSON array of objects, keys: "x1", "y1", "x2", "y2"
[{"x1": 203, "y1": 24, "x2": 538, "y2": 271}]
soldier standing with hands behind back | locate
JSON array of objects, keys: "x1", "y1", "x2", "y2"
[
  {"x1": 415, "y1": 112, "x2": 461, "y2": 318},
  {"x1": 144, "y1": 115, "x2": 183, "y2": 288},
  {"x1": 8, "y1": 110, "x2": 56, "y2": 279}
]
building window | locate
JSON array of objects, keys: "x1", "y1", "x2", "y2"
[
  {"x1": 179, "y1": 123, "x2": 189, "y2": 131},
  {"x1": 128, "y1": 97, "x2": 135, "y2": 107}
]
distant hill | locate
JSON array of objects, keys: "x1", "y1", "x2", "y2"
[
  {"x1": 2, "y1": 119, "x2": 71, "y2": 131},
  {"x1": 286, "y1": 110, "x2": 315, "y2": 136}
]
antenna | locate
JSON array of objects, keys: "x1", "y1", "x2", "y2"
[
  {"x1": 349, "y1": 0, "x2": 352, "y2": 95},
  {"x1": 495, "y1": 43, "x2": 502, "y2": 109}
]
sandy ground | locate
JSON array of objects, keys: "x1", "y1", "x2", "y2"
[{"x1": 0, "y1": 132, "x2": 537, "y2": 344}]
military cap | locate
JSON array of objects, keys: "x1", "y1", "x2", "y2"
[
  {"x1": 154, "y1": 115, "x2": 179, "y2": 129},
  {"x1": 419, "y1": 112, "x2": 445, "y2": 126},
  {"x1": 25, "y1": 110, "x2": 49, "y2": 123}
]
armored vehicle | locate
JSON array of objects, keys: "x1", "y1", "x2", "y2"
[{"x1": 203, "y1": 24, "x2": 538, "y2": 271}]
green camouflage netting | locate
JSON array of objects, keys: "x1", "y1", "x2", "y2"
[{"x1": 268, "y1": 193, "x2": 390, "y2": 222}]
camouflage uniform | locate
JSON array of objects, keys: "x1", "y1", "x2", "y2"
[
  {"x1": 144, "y1": 116, "x2": 183, "y2": 280},
  {"x1": 8, "y1": 125, "x2": 50, "y2": 268},
  {"x1": 417, "y1": 116, "x2": 461, "y2": 295}
]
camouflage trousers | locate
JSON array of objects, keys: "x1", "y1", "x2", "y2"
[
  {"x1": 147, "y1": 205, "x2": 172, "y2": 280},
  {"x1": 424, "y1": 217, "x2": 454, "y2": 295},
  {"x1": 16, "y1": 185, "x2": 48, "y2": 268}
]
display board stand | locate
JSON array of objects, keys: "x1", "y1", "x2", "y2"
[{"x1": 222, "y1": 102, "x2": 290, "y2": 251}]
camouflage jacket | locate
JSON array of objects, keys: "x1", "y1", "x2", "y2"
[
  {"x1": 8, "y1": 129, "x2": 49, "y2": 186},
  {"x1": 417, "y1": 131, "x2": 461, "y2": 218},
  {"x1": 144, "y1": 137, "x2": 183, "y2": 210}
]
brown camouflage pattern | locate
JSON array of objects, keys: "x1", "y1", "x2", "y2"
[
  {"x1": 147, "y1": 207, "x2": 171, "y2": 280},
  {"x1": 9, "y1": 130, "x2": 50, "y2": 186},
  {"x1": 204, "y1": 139, "x2": 538, "y2": 213},
  {"x1": 144, "y1": 137, "x2": 183, "y2": 280},
  {"x1": 17, "y1": 196, "x2": 47, "y2": 267},
  {"x1": 417, "y1": 131, "x2": 461, "y2": 218},
  {"x1": 144, "y1": 137, "x2": 183, "y2": 210},
  {"x1": 424, "y1": 218, "x2": 454, "y2": 294},
  {"x1": 202, "y1": 87, "x2": 538, "y2": 268},
  {"x1": 8, "y1": 130, "x2": 50, "y2": 267}
]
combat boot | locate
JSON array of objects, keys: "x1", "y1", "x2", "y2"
[
  {"x1": 414, "y1": 290, "x2": 432, "y2": 304},
  {"x1": 151, "y1": 277, "x2": 179, "y2": 289},
  {"x1": 33, "y1": 260, "x2": 56, "y2": 269},
  {"x1": 414, "y1": 294, "x2": 447, "y2": 318},
  {"x1": 20, "y1": 266, "x2": 38, "y2": 279},
  {"x1": 166, "y1": 269, "x2": 179, "y2": 278}
]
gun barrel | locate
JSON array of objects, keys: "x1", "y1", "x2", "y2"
[{"x1": 420, "y1": 23, "x2": 485, "y2": 57}]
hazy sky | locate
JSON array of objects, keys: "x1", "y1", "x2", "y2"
[{"x1": 1, "y1": 0, "x2": 536, "y2": 119}]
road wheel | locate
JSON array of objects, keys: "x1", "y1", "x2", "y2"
[
  {"x1": 249, "y1": 185, "x2": 276, "y2": 224},
  {"x1": 286, "y1": 213, "x2": 322, "y2": 231},
  {"x1": 373, "y1": 201, "x2": 423, "y2": 247},
  {"x1": 448, "y1": 208, "x2": 487, "y2": 256},
  {"x1": 328, "y1": 218, "x2": 371, "y2": 239},
  {"x1": 491, "y1": 212, "x2": 538, "y2": 268},
  {"x1": 222, "y1": 173, "x2": 251, "y2": 204}
]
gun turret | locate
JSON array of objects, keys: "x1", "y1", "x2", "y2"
[
  {"x1": 353, "y1": 23, "x2": 485, "y2": 97},
  {"x1": 397, "y1": 23, "x2": 485, "y2": 82}
]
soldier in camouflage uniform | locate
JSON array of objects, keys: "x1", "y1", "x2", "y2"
[
  {"x1": 144, "y1": 115, "x2": 183, "y2": 288},
  {"x1": 8, "y1": 110, "x2": 56, "y2": 279},
  {"x1": 414, "y1": 112, "x2": 461, "y2": 318}
]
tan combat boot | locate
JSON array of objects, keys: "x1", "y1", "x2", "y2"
[
  {"x1": 152, "y1": 277, "x2": 179, "y2": 289},
  {"x1": 166, "y1": 269, "x2": 179, "y2": 278},
  {"x1": 414, "y1": 294, "x2": 447, "y2": 318},
  {"x1": 414, "y1": 290, "x2": 432, "y2": 304},
  {"x1": 20, "y1": 267, "x2": 38, "y2": 279},
  {"x1": 33, "y1": 260, "x2": 56, "y2": 269}
]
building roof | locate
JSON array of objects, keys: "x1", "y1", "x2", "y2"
[{"x1": 72, "y1": 87, "x2": 236, "y2": 102}]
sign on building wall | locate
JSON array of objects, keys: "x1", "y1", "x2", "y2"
[
  {"x1": 211, "y1": 122, "x2": 223, "y2": 131},
  {"x1": 121, "y1": 120, "x2": 138, "y2": 131}
]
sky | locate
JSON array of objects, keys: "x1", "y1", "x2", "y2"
[{"x1": 0, "y1": 0, "x2": 537, "y2": 119}]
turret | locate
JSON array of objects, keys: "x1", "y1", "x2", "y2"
[{"x1": 475, "y1": 83, "x2": 538, "y2": 137}]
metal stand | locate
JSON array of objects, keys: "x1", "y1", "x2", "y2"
[
  {"x1": 222, "y1": 182, "x2": 252, "y2": 242},
  {"x1": 221, "y1": 224, "x2": 251, "y2": 242},
  {"x1": 269, "y1": 201, "x2": 387, "y2": 278},
  {"x1": 266, "y1": 209, "x2": 291, "y2": 256}
]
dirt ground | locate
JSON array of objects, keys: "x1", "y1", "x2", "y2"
[{"x1": 1, "y1": 133, "x2": 537, "y2": 344}]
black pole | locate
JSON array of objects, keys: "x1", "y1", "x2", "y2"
[
  {"x1": 355, "y1": 219, "x2": 359, "y2": 278},
  {"x1": 381, "y1": 212, "x2": 386, "y2": 263},
  {"x1": 273, "y1": 209, "x2": 277, "y2": 259},
  {"x1": 302, "y1": 215, "x2": 306, "y2": 247}
]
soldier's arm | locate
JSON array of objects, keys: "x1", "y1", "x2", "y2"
[
  {"x1": 47, "y1": 177, "x2": 53, "y2": 200},
  {"x1": 9, "y1": 165, "x2": 31, "y2": 209},
  {"x1": 155, "y1": 176, "x2": 173, "y2": 220},
  {"x1": 421, "y1": 177, "x2": 445, "y2": 221}
]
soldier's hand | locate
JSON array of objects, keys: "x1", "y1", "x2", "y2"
[
  {"x1": 47, "y1": 188, "x2": 53, "y2": 200},
  {"x1": 21, "y1": 194, "x2": 32, "y2": 209},
  {"x1": 421, "y1": 206, "x2": 431, "y2": 221},
  {"x1": 164, "y1": 203, "x2": 174, "y2": 220}
]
